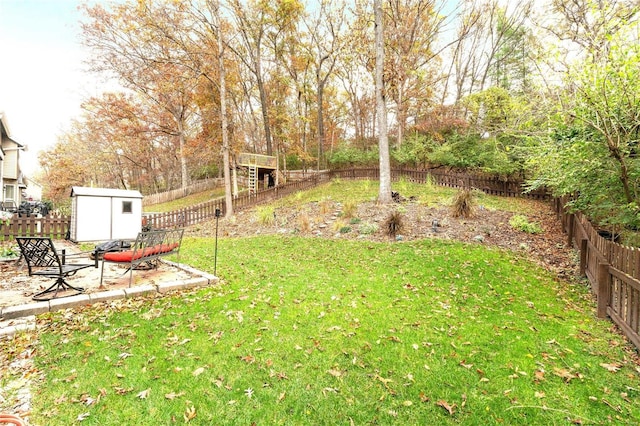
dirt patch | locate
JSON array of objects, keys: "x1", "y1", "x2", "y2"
[{"x1": 187, "y1": 197, "x2": 578, "y2": 280}]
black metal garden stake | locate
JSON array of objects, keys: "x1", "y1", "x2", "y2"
[{"x1": 214, "y1": 207, "x2": 221, "y2": 276}]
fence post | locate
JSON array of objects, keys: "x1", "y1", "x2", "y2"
[
  {"x1": 596, "y1": 261, "x2": 610, "y2": 318},
  {"x1": 566, "y1": 213, "x2": 575, "y2": 247},
  {"x1": 579, "y1": 238, "x2": 588, "y2": 276}
]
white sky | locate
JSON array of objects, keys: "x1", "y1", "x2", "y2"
[{"x1": 0, "y1": 0, "x2": 97, "y2": 176}]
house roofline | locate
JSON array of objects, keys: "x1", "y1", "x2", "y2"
[{"x1": 0, "y1": 112, "x2": 24, "y2": 147}]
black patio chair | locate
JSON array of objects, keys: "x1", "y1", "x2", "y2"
[{"x1": 15, "y1": 237, "x2": 97, "y2": 301}]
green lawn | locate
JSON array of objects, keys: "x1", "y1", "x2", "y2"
[
  {"x1": 26, "y1": 235, "x2": 640, "y2": 425},
  {"x1": 143, "y1": 187, "x2": 227, "y2": 213}
]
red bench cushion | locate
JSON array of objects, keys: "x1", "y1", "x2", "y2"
[
  {"x1": 103, "y1": 250, "x2": 143, "y2": 262},
  {"x1": 103, "y1": 242, "x2": 178, "y2": 263}
]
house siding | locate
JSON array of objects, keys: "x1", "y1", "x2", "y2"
[{"x1": 1, "y1": 146, "x2": 18, "y2": 180}]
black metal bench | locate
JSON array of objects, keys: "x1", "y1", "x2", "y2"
[
  {"x1": 15, "y1": 237, "x2": 98, "y2": 301},
  {"x1": 99, "y1": 228, "x2": 184, "y2": 287}
]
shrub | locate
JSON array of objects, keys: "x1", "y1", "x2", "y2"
[
  {"x1": 383, "y1": 211, "x2": 404, "y2": 238},
  {"x1": 359, "y1": 222, "x2": 378, "y2": 235},
  {"x1": 450, "y1": 189, "x2": 476, "y2": 218},
  {"x1": 339, "y1": 226, "x2": 352, "y2": 234},
  {"x1": 509, "y1": 214, "x2": 543, "y2": 234}
]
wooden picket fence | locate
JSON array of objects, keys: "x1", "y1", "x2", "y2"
[{"x1": 0, "y1": 215, "x2": 70, "y2": 240}]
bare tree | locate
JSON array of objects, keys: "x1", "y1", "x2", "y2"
[
  {"x1": 211, "y1": 0, "x2": 233, "y2": 218},
  {"x1": 375, "y1": 0, "x2": 392, "y2": 203},
  {"x1": 304, "y1": 0, "x2": 347, "y2": 168}
]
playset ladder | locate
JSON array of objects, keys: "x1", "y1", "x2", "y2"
[{"x1": 248, "y1": 165, "x2": 258, "y2": 194}]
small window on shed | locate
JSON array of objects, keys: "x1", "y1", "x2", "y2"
[{"x1": 122, "y1": 201, "x2": 133, "y2": 214}]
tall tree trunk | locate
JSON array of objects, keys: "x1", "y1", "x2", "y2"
[
  {"x1": 215, "y1": 0, "x2": 234, "y2": 218},
  {"x1": 317, "y1": 80, "x2": 325, "y2": 169},
  {"x1": 396, "y1": 82, "x2": 404, "y2": 147},
  {"x1": 255, "y1": 59, "x2": 273, "y2": 155},
  {"x1": 375, "y1": 0, "x2": 392, "y2": 204},
  {"x1": 177, "y1": 123, "x2": 189, "y2": 189}
]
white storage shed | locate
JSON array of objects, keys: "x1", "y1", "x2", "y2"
[{"x1": 70, "y1": 186, "x2": 143, "y2": 242}]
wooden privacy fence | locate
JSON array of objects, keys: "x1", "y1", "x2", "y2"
[
  {"x1": 0, "y1": 215, "x2": 70, "y2": 241},
  {"x1": 555, "y1": 199, "x2": 640, "y2": 349}
]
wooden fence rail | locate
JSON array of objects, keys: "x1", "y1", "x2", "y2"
[{"x1": 554, "y1": 198, "x2": 640, "y2": 349}]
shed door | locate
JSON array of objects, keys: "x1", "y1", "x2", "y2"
[
  {"x1": 111, "y1": 197, "x2": 142, "y2": 239},
  {"x1": 76, "y1": 196, "x2": 112, "y2": 241}
]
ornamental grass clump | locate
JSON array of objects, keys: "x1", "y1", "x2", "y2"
[
  {"x1": 297, "y1": 213, "x2": 311, "y2": 233},
  {"x1": 450, "y1": 189, "x2": 475, "y2": 218},
  {"x1": 319, "y1": 197, "x2": 333, "y2": 214},
  {"x1": 384, "y1": 210, "x2": 404, "y2": 238},
  {"x1": 256, "y1": 206, "x2": 276, "y2": 226},
  {"x1": 342, "y1": 200, "x2": 357, "y2": 218}
]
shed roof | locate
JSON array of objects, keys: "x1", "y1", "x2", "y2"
[{"x1": 70, "y1": 186, "x2": 143, "y2": 199}]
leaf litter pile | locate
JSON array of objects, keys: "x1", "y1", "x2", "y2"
[{"x1": 2, "y1": 181, "x2": 640, "y2": 424}]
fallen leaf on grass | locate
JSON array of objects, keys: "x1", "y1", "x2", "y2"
[
  {"x1": 54, "y1": 394, "x2": 68, "y2": 405},
  {"x1": 459, "y1": 360, "x2": 473, "y2": 369},
  {"x1": 374, "y1": 374, "x2": 393, "y2": 385},
  {"x1": 437, "y1": 399, "x2": 456, "y2": 415},
  {"x1": 165, "y1": 391, "x2": 185, "y2": 400},
  {"x1": 553, "y1": 367, "x2": 578, "y2": 382},
  {"x1": 193, "y1": 367, "x2": 206, "y2": 377},
  {"x1": 137, "y1": 388, "x2": 151, "y2": 399},
  {"x1": 600, "y1": 363, "x2": 622, "y2": 372},
  {"x1": 184, "y1": 406, "x2": 197, "y2": 422},
  {"x1": 113, "y1": 386, "x2": 133, "y2": 395},
  {"x1": 241, "y1": 355, "x2": 255, "y2": 364},
  {"x1": 328, "y1": 368, "x2": 345, "y2": 378},
  {"x1": 77, "y1": 412, "x2": 90, "y2": 422}
]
